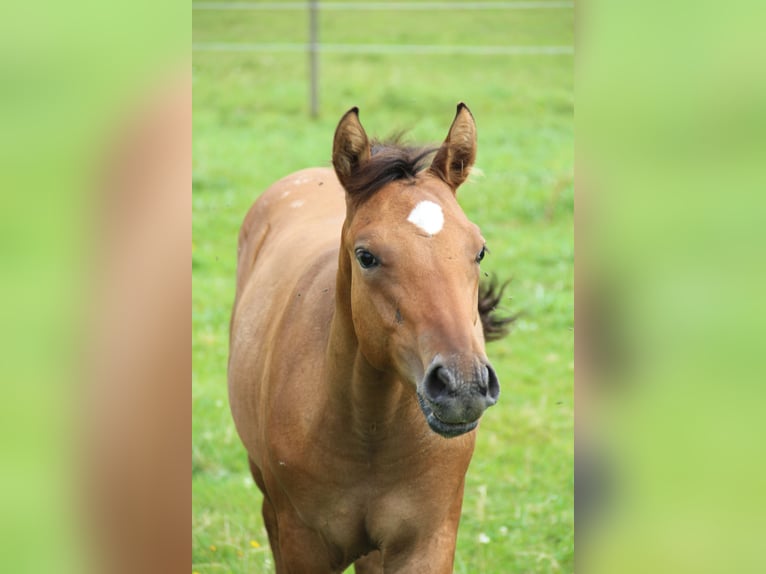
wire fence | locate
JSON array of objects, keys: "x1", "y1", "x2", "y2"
[{"x1": 193, "y1": 1, "x2": 574, "y2": 115}]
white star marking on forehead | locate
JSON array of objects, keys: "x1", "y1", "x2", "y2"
[{"x1": 407, "y1": 200, "x2": 444, "y2": 236}]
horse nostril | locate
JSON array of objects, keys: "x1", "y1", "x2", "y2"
[
  {"x1": 477, "y1": 364, "x2": 489, "y2": 393},
  {"x1": 485, "y1": 363, "x2": 500, "y2": 402},
  {"x1": 425, "y1": 365, "x2": 453, "y2": 401}
]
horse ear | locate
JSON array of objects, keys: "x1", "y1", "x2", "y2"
[
  {"x1": 332, "y1": 107, "x2": 371, "y2": 190},
  {"x1": 429, "y1": 103, "x2": 477, "y2": 191}
]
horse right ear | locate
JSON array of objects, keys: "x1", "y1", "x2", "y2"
[{"x1": 332, "y1": 107, "x2": 371, "y2": 190}]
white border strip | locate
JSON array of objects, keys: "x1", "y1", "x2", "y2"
[
  {"x1": 193, "y1": 2, "x2": 574, "y2": 11},
  {"x1": 192, "y1": 43, "x2": 574, "y2": 55}
]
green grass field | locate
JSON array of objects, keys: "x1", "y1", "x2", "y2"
[{"x1": 193, "y1": 3, "x2": 573, "y2": 572}]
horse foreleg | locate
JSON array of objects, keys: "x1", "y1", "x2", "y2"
[
  {"x1": 354, "y1": 550, "x2": 383, "y2": 573},
  {"x1": 261, "y1": 494, "x2": 284, "y2": 572},
  {"x1": 380, "y1": 521, "x2": 460, "y2": 574},
  {"x1": 248, "y1": 457, "x2": 284, "y2": 572}
]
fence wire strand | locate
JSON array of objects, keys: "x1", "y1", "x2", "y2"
[
  {"x1": 193, "y1": 43, "x2": 573, "y2": 55},
  {"x1": 193, "y1": 2, "x2": 574, "y2": 11}
]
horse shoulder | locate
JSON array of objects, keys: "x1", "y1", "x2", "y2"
[
  {"x1": 234, "y1": 167, "x2": 342, "y2": 293},
  {"x1": 230, "y1": 168, "x2": 343, "y2": 465}
]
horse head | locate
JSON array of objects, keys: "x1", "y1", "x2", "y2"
[{"x1": 332, "y1": 104, "x2": 500, "y2": 438}]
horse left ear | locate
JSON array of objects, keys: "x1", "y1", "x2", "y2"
[{"x1": 429, "y1": 103, "x2": 477, "y2": 191}]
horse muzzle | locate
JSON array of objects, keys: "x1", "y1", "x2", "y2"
[{"x1": 416, "y1": 356, "x2": 500, "y2": 438}]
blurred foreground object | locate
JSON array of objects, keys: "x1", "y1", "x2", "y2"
[
  {"x1": 84, "y1": 71, "x2": 191, "y2": 574},
  {"x1": 579, "y1": 0, "x2": 766, "y2": 572},
  {"x1": 0, "y1": 0, "x2": 189, "y2": 571}
]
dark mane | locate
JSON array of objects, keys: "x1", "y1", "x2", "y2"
[
  {"x1": 343, "y1": 139, "x2": 439, "y2": 206},
  {"x1": 479, "y1": 276, "x2": 518, "y2": 342}
]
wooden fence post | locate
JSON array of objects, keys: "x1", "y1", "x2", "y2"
[{"x1": 308, "y1": 0, "x2": 319, "y2": 118}]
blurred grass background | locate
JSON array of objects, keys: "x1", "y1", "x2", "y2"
[{"x1": 192, "y1": 2, "x2": 573, "y2": 572}]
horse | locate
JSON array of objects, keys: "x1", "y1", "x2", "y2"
[{"x1": 228, "y1": 104, "x2": 510, "y2": 573}]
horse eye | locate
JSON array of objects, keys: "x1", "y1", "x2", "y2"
[
  {"x1": 355, "y1": 249, "x2": 379, "y2": 269},
  {"x1": 476, "y1": 246, "x2": 488, "y2": 263}
]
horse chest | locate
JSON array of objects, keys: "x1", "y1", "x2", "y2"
[
  {"x1": 267, "y1": 454, "x2": 371, "y2": 550},
  {"x1": 270, "y1": 435, "x2": 470, "y2": 548}
]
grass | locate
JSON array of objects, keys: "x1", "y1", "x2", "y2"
[{"x1": 193, "y1": 3, "x2": 573, "y2": 572}]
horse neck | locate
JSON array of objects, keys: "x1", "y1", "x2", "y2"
[{"x1": 323, "y1": 246, "x2": 420, "y2": 442}]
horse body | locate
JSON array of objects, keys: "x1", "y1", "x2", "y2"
[{"x1": 229, "y1": 105, "x2": 500, "y2": 572}]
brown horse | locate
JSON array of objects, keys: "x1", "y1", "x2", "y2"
[{"x1": 228, "y1": 104, "x2": 509, "y2": 573}]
